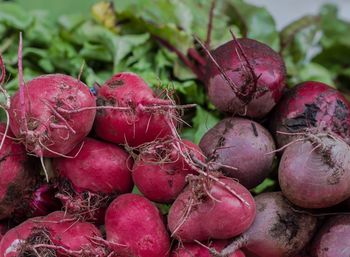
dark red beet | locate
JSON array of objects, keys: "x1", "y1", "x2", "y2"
[
  {"x1": 171, "y1": 240, "x2": 245, "y2": 257},
  {"x1": 0, "y1": 123, "x2": 38, "y2": 220},
  {"x1": 213, "y1": 192, "x2": 317, "y2": 257},
  {"x1": 105, "y1": 193, "x2": 170, "y2": 257},
  {"x1": 199, "y1": 117, "x2": 276, "y2": 189},
  {"x1": 205, "y1": 38, "x2": 286, "y2": 118},
  {"x1": 168, "y1": 175, "x2": 256, "y2": 242},
  {"x1": 132, "y1": 139, "x2": 204, "y2": 203},
  {"x1": 311, "y1": 215, "x2": 350, "y2": 257},
  {"x1": 53, "y1": 137, "x2": 133, "y2": 221},
  {"x1": 269, "y1": 81, "x2": 350, "y2": 149},
  {"x1": 94, "y1": 72, "x2": 176, "y2": 147},
  {"x1": 279, "y1": 134, "x2": 350, "y2": 208}
]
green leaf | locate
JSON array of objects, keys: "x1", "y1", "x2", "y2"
[
  {"x1": 112, "y1": 33, "x2": 150, "y2": 71},
  {"x1": 225, "y1": 0, "x2": 280, "y2": 51},
  {"x1": 80, "y1": 42, "x2": 113, "y2": 62},
  {"x1": 299, "y1": 63, "x2": 335, "y2": 86},
  {"x1": 115, "y1": 0, "x2": 192, "y2": 52},
  {"x1": 58, "y1": 14, "x2": 86, "y2": 31},
  {"x1": 182, "y1": 106, "x2": 219, "y2": 144},
  {"x1": 0, "y1": 3, "x2": 33, "y2": 29},
  {"x1": 0, "y1": 23, "x2": 6, "y2": 38},
  {"x1": 26, "y1": 11, "x2": 57, "y2": 45}
]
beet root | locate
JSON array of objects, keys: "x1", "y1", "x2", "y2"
[
  {"x1": 199, "y1": 117, "x2": 276, "y2": 189},
  {"x1": 310, "y1": 215, "x2": 350, "y2": 257},
  {"x1": 205, "y1": 38, "x2": 286, "y2": 118},
  {"x1": 0, "y1": 123, "x2": 39, "y2": 220},
  {"x1": 132, "y1": 138, "x2": 204, "y2": 203},
  {"x1": 94, "y1": 72, "x2": 177, "y2": 147},
  {"x1": 9, "y1": 74, "x2": 96, "y2": 158},
  {"x1": 105, "y1": 193, "x2": 170, "y2": 257},
  {"x1": 279, "y1": 134, "x2": 350, "y2": 208},
  {"x1": 0, "y1": 211, "x2": 107, "y2": 257},
  {"x1": 167, "y1": 175, "x2": 256, "y2": 242},
  {"x1": 53, "y1": 137, "x2": 133, "y2": 221},
  {"x1": 269, "y1": 81, "x2": 350, "y2": 149},
  {"x1": 212, "y1": 192, "x2": 317, "y2": 257}
]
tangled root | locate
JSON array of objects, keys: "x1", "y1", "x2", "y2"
[{"x1": 56, "y1": 179, "x2": 113, "y2": 222}]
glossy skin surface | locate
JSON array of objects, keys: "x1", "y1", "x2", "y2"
[
  {"x1": 279, "y1": 136, "x2": 350, "y2": 208},
  {"x1": 168, "y1": 176, "x2": 256, "y2": 242},
  {"x1": 200, "y1": 117, "x2": 276, "y2": 189},
  {"x1": 9, "y1": 74, "x2": 96, "y2": 157},
  {"x1": 53, "y1": 137, "x2": 133, "y2": 194},
  {"x1": 105, "y1": 194, "x2": 170, "y2": 257},
  {"x1": 94, "y1": 72, "x2": 175, "y2": 147},
  {"x1": 206, "y1": 38, "x2": 286, "y2": 118}
]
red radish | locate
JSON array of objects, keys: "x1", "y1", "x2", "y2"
[
  {"x1": 212, "y1": 192, "x2": 317, "y2": 257},
  {"x1": 279, "y1": 134, "x2": 350, "y2": 208},
  {"x1": 311, "y1": 215, "x2": 350, "y2": 257},
  {"x1": 9, "y1": 35, "x2": 96, "y2": 162},
  {"x1": 0, "y1": 123, "x2": 38, "y2": 220},
  {"x1": 40, "y1": 211, "x2": 107, "y2": 257},
  {"x1": 269, "y1": 81, "x2": 350, "y2": 149},
  {"x1": 199, "y1": 117, "x2": 276, "y2": 189},
  {"x1": 105, "y1": 193, "x2": 170, "y2": 257},
  {"x1": 171, "y1": 240, "x2": 245, "y2": 257},
  {"x1": 53, "y1": 137, "x2": 133, "y2": 221},
  {"x1": 132, "y1": 138, "x2": 204, "y2": 203},
  {"x1": 203, "y1": 37, "x2": 286, "y2": 118},
  {"x1": 94, "y1": 72, "x2": 178, "y2": 147},
  {"x1": 167, "y1": 175, "x2": 256, "y2": 242},
  {"x1": 0, "y1": 211, "x2": 107, "y2": 257}
]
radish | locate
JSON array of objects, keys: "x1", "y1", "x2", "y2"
[
  {"x1": 269, "y1": 81, "x2": 350, "y2": 149},
  {"x1": 53, "y1": 137, "x2": 133, "y2": 221},
  {"x1": 171, "y1": 240, "x2": 245, "y2": 257},
  {"x1": 167, "y1": 175, "x2": 256, "y2": 242},
  {"x1": 9, "y1": 35, "x2": 96, "y2": 164},
  {"x1": 310, "y1": 215, "x2": 350, "y2": 257},
  {"x1": 279, "y1": 133, "x2": 350, "y2": 208},
  {"x1": 0, "y1": 211, "x2": 107, "y2": 257},
  {"x1": 0, "y1": 123, "x2": 39, "y2": 220},
  {"x1": 199, "y1": 117, "x2": 276, "y2": 189},
  {"x1": 94, "y1": 72, "x2": 180, "y2": 147},
  {"x1": 203, "y1": 37, "x2": 286, "y2": 118},
  {"x1": 132, "y1": 138, "x2": 204, "y2": 203},
  {"x1": 105, "y1": 193, "x2": 170, "y2": 257},
  {"x1": 212, "y1": 192, "x2": 317, "y2": 257}
]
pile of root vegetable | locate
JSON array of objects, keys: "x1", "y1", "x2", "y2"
[{"x1": 1, "y1": 1, "x2": 350, "y2": 257}]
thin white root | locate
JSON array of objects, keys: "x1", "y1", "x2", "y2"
[
  {"x1": 0, "y1": 107, "x2": 9, "y2": 150},
  {"x1": 40, "y1": 155, "x2": 49, "y2": 182}
]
